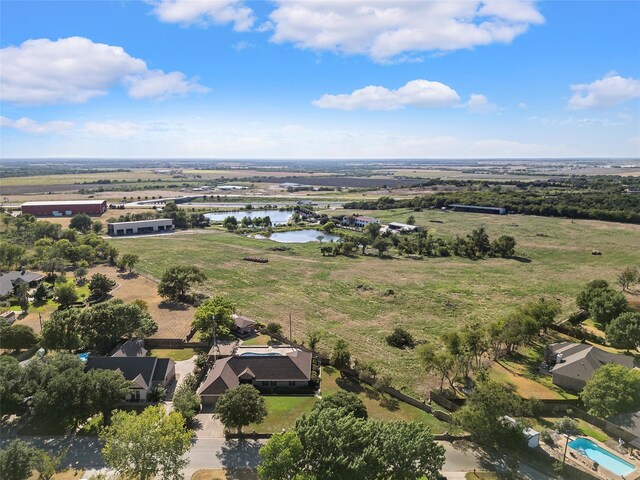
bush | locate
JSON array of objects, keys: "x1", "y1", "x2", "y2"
[
  {"x1": 148, "y1": 385, "x2": 167, "y2": 402},
  {"x1": 386, "y1": 327, "x2": 415, "y2": 349},
  {"x1": 265, "y1": 322, "x2": 283, "y2": 336}
]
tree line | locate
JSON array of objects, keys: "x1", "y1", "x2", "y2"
[{"x1": 344, "y1": 189, "x2": 640, "y2": 224}]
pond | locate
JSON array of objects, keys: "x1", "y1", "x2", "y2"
[
  {"x1": 253, "y1": 229, "x2": 341, "y2": 243},
  {"x1": 204, "y1": 209, "x2": 292, "y2": 225}
]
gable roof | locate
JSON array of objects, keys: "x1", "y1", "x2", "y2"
[
  {"x1": 198, "y1": 350, "x2": 312, "y2": 396},
  {"x1": 233, "y1": 315, "x2": 256, "y2": 329},
  {"x1": 549, "y1": 342, "x2": 635, "y2": 382},
  {"x1": 111, "y1": 339, "x2": 148, "y2": 358},
  {"x1": 85, "y1": 356, "x2": 175, "y2": 387},
  {"x1": 0, "y1": 271, "x2": 44, "y2": 297}
]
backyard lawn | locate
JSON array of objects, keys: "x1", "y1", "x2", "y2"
[
  {"x1": 147, "y1": 348, "x2": 197, "y2": 361},
  {"x1": 532, "y1": 417, "x2": 608, "y2": 443},
  {"x1": 240, "y1": 334, "x2": 273, "y2": 346},
  {"x1": 248, "y1": 367, "x2": 451, "y2": 434}
]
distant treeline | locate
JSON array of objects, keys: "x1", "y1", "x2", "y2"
[
  {"x1": 344, "y1": 190, "x2": 640, "y2": 224},
  {"x1": 0, "y1": 167, "x2": 131, "y2": 178}
]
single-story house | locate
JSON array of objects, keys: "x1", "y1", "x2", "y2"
[
  {"x1": 342, "y1": 215, "x2": 379, "y2": 229},
  {"x1": 545, "y1": 342, "x2": 636, "y2": 391},
  {"x1": 198, "y1": 348, "x2": 312, "y2": 406},
  {"x1": 0, "y1": 310, "x2": 17, "y2": 325},
  {"x1": 232, "y1": 314, "x2": 257, "y2": 336},
  {"x1": 110, "y1": 338, "x2": 147, "y2": 358},
  {"x1": 85, "y1": 356, "x2": 175, "y2": 401},
  {"x1": 0, "y1": 270, "x2": 44, "y2": 298}
]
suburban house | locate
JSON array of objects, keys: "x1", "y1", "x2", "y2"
[
  {"x1": 198, "y1": 348, "x2": 312, "y2": 406},
  {"x1": 0, "y1": 270, "x2": 44, "y2": 298},
  {"x1": 110, "y1": 338, "x2": 147, "y2": 358},
  {"x1": 107, "y1": 218, "x2": 174, "y2": 236},
  {"x1": 545, "y1": 342, "x2": 636, "y2": 391},
  {"x1": 232, "y1": 314, "x2": 257, "y2": 336},
  {"x1": 342, "y1": 215, "x2": 379, "y2": 229},
  {"x1": 85, "y1": 356, "x2": 175, "y2": 401}
]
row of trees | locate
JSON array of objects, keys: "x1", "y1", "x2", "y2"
[
  {"x1": 222, "y1": 215, "x2": 273, "y2": 230},
  {"x1": 343, "y1": 187, "x2": 640, "y2": 224}
]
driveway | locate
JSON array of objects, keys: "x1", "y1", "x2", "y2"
[
  {"x1": 165, "y1": 355, "x2": 196, "y2": 403},
  {"x1": 193, "y1": 412, "x2": 225, "y2": 439}
]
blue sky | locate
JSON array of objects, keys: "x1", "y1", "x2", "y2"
[{"x1": 1, "y1": 0, "x2": 639, "y2": 159}]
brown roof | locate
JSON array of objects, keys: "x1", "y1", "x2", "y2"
[
  {"x1": 208, "y1": 340, "x2": 238, "y2": 358},
  {"x1": 234, "y1": 315, "x2": 257, "y2": 329},
  {"x1": 198, "y1": 350, "x2": 312, "y2": 396}
]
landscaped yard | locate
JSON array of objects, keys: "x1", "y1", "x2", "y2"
[
  {"x1": 148, "y1": 348, "x2": 197, "y2": 361},
  {"x1": 531, "y1": 417, "x2": 608, "y2": 443},
  {"x1": 240, "y1": 334, "x2": 273, "y2": 346},
  {"x1": 111, "y1": 213, "x2": 640, "y2": 395},
  {"x1": 247, "y1": 367, "x2": 451, "y2": 434},
  {"x1": 488, "y1": 336, "x2": 579, "y2": 400}
]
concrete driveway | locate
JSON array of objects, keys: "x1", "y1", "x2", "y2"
[
  {"x1": 165, "y1": 355, "x2": 196, "y2": 404},
  {"x1": 193, "y1": 412, "x2": 225, "y2": 439}
]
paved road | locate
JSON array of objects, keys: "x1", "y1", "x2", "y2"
[{"x1": 2, "y1": 435, "x2": 552, "y2": 479}]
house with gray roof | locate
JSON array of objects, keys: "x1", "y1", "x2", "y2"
[
  {"x1": 198, "y1": 348, "x2": 312, "y2": 406},
  {"x1": 0, "y1": 270, "x2": 44, "y2": 298},
  {"x1": 231, "y1": 314, "x2": 257, "y2": 337},
  {"x1": 85, "y1": 356, "x2": 175, "y2": 401},
  {"x1": 545, "y1": 342, "x2": 636, "y2": 391},
  {"x1": 110, "y1": 339, "x2": 147, "y2": 358}
]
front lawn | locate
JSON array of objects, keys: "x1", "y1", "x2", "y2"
[
  {"x1": 148, "y1": 348, "x2": 197, "y2": 361},
  {"x1": 247, "y1": 367, "x2": 452, "y2": 434}
]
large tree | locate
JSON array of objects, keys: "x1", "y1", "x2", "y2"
[
  {"x1": 606, "y1": 312, "x2": 640, "y2": 350},
  {"x1": 0, "y1": 356, "x2": 25, "y2": 415},
  {"x1": 519, "y1": 297, "x2": 562, "y2": 332},
  {"x1": 157, "y1": 266, "x2": 206, "y2": 302},
  {"x1": 453, "y1": 379, "x2": 533, "y2": 447},
  {"x1": 54, "y1": 283, "x2": 78, "y2": 308},
  {"x1": 117, "y1": 253, "x2": 139, "y2": 272},
  {"x1": 259, "y1": 407, "x2": 445, "y2": 480},
  {"x1": 490, "y1": 235, "x2": 517, "y2": 258},
  {"x1": 581, "y1": 364, "x2": 640, "y2": 418},
  {"x1": 0, "y1": 440, "x2": 38, "y2": 480},
  {"x1": 69, "y1": 214, "x2": 93, "y2": 233},
  {"x1": 41, "y1": 308, "x2": 82, "y2": 351},
  {"x1": 216, "y1": 384, "x2": 267, "y2": 434},
  {"x1": 588, "y1": 289, "x2": 629, "y2": 325},
  {"x1": 576, "y1": 279, "x2": 610, "y2": 311},
  {"x1": 88, "y1": 273, "x2": 117, "y2": 300},
  {"x1": 192, "y1": 296, "x2": 236, "y2": 342},
  {"x1": 101, "y1": 405, "x2": 193, "y2": 480},
  {"x1": 331, "y1": 339, "x2": 351, "y2": 369},
  {"x1": 80, "y1": 299, "x2": 157, "y2": 354},
  {"x1": 0, "y1": 323, "x2": 39, "y2": 351},
  {"x1": 417, "y1": 343, "x2": 456, "y2": 392}
]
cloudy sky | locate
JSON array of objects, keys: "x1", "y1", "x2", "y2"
[{"x1": 1, "y1": 0, "x2": 639, "y2": 159}]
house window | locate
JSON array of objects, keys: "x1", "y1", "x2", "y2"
[
  {"x1": 261, "y1": 381, "x2": 269, "y2": 386},
  {"x1": 270, "y1": 381, "x2": 277, "y2": 386},
  {"x1": 289, "y1": 381, "x2": 296, "y2": 387}
]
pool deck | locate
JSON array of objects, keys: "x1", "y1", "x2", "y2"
[
  {"x1": 563, "y1": 435, "x2": 640, "y2": 480},
  {"x1": 235, "y1": 345, "x2": 299, "y2": 356}
]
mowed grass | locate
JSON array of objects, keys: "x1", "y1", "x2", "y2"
[
  {"x1": 248, "y1": 367, "x2": 449, "y2": 434},
  {"x1": 110, "y1": 212, "x2": 640, "y2": 395},
  {"x1": 148, "y1": 348, "x2": 197, "y2": 361}
]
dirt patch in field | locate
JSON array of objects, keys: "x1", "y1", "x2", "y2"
[{"x1": 89, "y1": 265, "x2": 195, "y2": 339}]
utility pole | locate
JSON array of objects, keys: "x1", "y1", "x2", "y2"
[
  {"x1": 212, "y1": 314, "x2": 217, "y2": 362},
  {"x1": 289, "y1": 312, "x2": 292, "y2": 342}
]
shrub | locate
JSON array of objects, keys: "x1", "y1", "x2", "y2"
[{"x1": 386, "y1": 327, "x2": 415, "y2": 349}]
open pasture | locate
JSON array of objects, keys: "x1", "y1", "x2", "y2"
[{"x1": 110, "y1": 212, "x2": 640, "y2": 396}]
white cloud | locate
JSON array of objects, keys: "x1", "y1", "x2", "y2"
[
  {"x1": 0, "y1": 115, "x2": 74, "y2": 134},
  {"x1": 150, "y1": 0, "x2": 255, "y2": 31},
  {"x1": 0, "y1": 37, "x2": 209, "y2": 105},
  {"x1": 518, "y1": 102, "x2": 528, "y2": 109},
  {"x1": 568, "y1": 73, "x2": 640, "y2": 110},
  {"x1": 82, "y1": 121, "x2": 146, "y2": 138},
  {"x1": 465, "y1": 94, "x2": 497, "y2": 113},
  {"x1": 268, "y1": 1, "x2": 544, "y2": 62},
  {"x1": 312, "y1": 79, "x2": 461, "y2": 110}
]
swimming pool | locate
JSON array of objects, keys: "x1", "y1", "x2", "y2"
[
  {"x1": 78, "y1": 352, "x2": 89, "y2": 362},
  {"x1": 568, "y1": 437, "x2": 636, "y2": 477}
]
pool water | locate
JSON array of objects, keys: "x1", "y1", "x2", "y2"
[
  {"x1": 568, "y1": 437, "x2": 636, "y2": 476},
  {"x1": 238, "y1": 352, "x2": 284, "y2": 357},
  {"x1": 253, "y1": 229, "x2": 341, "y2": 243},
  {"x1": 78, "y1": 353, "x2": 89, "y2": 362}
]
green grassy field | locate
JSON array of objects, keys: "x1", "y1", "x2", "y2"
[
  {"x1": 111, "y1": 211, "x2": 640, "y2": 395},
  {"x1": 148, "y1": 348, "x2": 197, "y2": 361}
]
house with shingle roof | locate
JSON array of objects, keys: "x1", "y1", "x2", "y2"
[
  {"x1": 198, "y1": 348, "x2": 312, "y2": 406},
  {"x1": 0, "y1": 270, "x2": 44, "y2": 298},
  {"x1": 231, "y1": 314, "x2": 257, "y2": 337},
  {"x1": 85, "y1": 356, "x2": 175, "y2": 401},
  {"x1": 545, "y1": 342, "x2": 636, "y2": 391}
]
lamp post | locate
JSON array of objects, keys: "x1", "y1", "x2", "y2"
[{"x1": 561, "y1": 433, "x2": 569, "y2": 470}]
